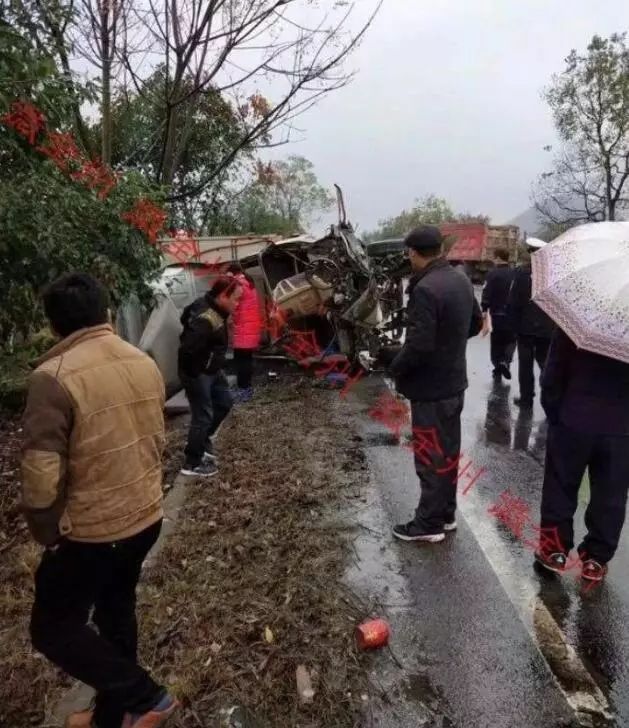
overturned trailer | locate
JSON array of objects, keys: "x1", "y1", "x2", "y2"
[{"x1": 118, "y1": 187, "x2": 409, "y2": 396}]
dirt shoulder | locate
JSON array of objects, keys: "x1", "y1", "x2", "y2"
[
  {"x1": 0, "y1": 412, "x2": 195, "y2": 727},
  {"x1": 1, "y1": 376, "x2": 374, "y2": 727},
  {"x1": 139, "y1": 377, "x2": 371, "y2": 726},
  {"x1": 0, "y1": 414, "x2": 70, "y2": 728}
]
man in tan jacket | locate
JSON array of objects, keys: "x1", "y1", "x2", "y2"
[{"x1": 22, "y1": 274, "x2": 178, "y2": 728}]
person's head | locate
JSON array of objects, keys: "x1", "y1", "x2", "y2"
[
  {"x1": 495, "y1": 247, "x2": 510, "y2": 264},
  {"x1": 227, "y1": 262, "x2": 254, "y2": 285},
  {"x1": 43, "y1": 273, "x2": 110, "y2": 338},
  {"x1": 403, "y1": 225, "x2": 444, "y2": 272},
  {"x1": 206, "y1": 276, "x2": 242, "y2": 313}
]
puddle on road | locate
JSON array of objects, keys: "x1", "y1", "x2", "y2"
[
  {"x1": 337, "y1": 402, "x2": 444, "y2": 727},
  {"x1": 403, "y1": 672, "x2": 455, "y2": 726},
  {"x1": 533, "y1": 600, "x2": 614, "y2": 727}
]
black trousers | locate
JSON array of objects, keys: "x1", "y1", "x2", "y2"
[
  {"x1": 490, "y1": 330, "x2": 516, "y2": 370},
  {"x1": 233, "y1": 348, "x2": 254, "y2": 389},
  {"x1": 30, "y1": 521, "x2": 164, "y2": 728},
  {"x1": 517, "y1": 335, "x2": 550, "y2": 401},
  {"x1": 181, "y1": 370, "x2": 233, "y2": 467},
  {"x1": 541, "y1": 423, "x2": 629, "y2": 563},
  {"x1": 411, "y1": 394, "x2": 464, "y2": 532}
]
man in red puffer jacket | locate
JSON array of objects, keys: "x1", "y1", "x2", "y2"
[{"x1": 228, "y1": 264, "x2": 262, "y2": 402}]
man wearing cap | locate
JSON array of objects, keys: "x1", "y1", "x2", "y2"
[
  {"x1": 508, "y1": 238, "x2": 555, "y2": 409},
  {"x1": 389, "y1": 225, "x2": 483, "y2": 543}
]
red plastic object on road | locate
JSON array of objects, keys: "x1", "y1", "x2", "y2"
[{"x1": 355, "y1": 619, "x2": 390, "y2": 650}]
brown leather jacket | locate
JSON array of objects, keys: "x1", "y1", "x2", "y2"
[{"x1": 21, "y1": 324, "x2": 166, "y2": 545}]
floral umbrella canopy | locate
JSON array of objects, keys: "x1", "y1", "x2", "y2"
[{"x1": 531, "y1": 221, "x2": 629, "y2": 364}]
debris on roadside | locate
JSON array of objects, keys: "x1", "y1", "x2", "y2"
[
  {"x1": 219, "y1": 704, "x2": 265, "y2": 728},
  {"x1": 263, "y1": 626, "x2": 274, "y2": 644},
  {"x1": 296, "y1": 664, "x2": 315, "y2": 705},
  {"x1": 0, "y1": 376, "x2": 375, "y2": 727},
  {"x1": 355, "y1": 618, "x2": 391, "y2": 650},
  {"x1": 139, "y1": 378, "x2": 371, "y2": 726}
]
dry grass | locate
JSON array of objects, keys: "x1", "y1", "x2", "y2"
[
  {"x1": 138, "y1": 379, "x2": 370, "y2": 727},
  {"x1": 0, "y1": 377, "x2": 372, "y2": 727},
  {"x1": 0, "y1": 416, "x2": 72, "y2": 727}
]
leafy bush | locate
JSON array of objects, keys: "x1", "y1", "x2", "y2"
[{"x1": 0, "y1": 18, "x2": 164, "y2": 346}]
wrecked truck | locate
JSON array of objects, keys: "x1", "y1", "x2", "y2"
[{"x1": 117, "y1": 187, "x2": 409, "y2": 396}]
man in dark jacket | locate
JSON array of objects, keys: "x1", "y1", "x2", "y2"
[
  {"x1": 537, "y1": 329, "x2": 629, "y2": 582},
  {"x1": 178, "y1": 277, "x2": 242, "y2": 477},
  {"x1": 508, "y1": 239, "x2": 555, "y2": 407},
  {"x1": 481, "y1": 246, "x2": 515, "y2": 381},
  {"x1": 390, "y1": 226, "x2": 483, "y2": 543}
]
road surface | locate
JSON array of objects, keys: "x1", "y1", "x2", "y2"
[{"x1": 342, "y1": 332, "x2": 628, "y2": 728}]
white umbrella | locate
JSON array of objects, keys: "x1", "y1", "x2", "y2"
[{"x1": 531, "y1": 221, "x2": 629, "y2": 364}]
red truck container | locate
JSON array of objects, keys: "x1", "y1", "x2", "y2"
[{"x1": 441, "y1": 223, "x2": 519, "y2": 282}]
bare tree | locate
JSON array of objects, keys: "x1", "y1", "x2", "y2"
[
  {"x1": 9, "y1": 0, "x2": 380, "y2": 210},
  {"x1": 74, "y1": 0, "x2": 127, "y2": 163},
  {"x1": 113, "y1": 0, "x2": 382, "y2": 197},
  {"x1": 535, "y1": 34, "x2": 629, "y2": 226},
  {"x1": 534, "y1": 145, "x2": 609, "y2": 226}
]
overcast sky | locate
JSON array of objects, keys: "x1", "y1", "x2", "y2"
[{"x1": 279, "y1": 0, "x2": 629, "y2": 234}]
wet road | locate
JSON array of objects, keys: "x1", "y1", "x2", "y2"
[{"x1": 343, "y1": 333, "x2": 629, "y2": 728}]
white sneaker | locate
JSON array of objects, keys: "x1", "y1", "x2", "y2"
[
  {"x1": 444, "y1": 521, "x2": 457, "y2": 532},
  {"x1": 393, "y1": 523, "x2": 446, "y2": 542},
  {"x1": 180, "y1": 462, "x2": 218, "y2": 478}
]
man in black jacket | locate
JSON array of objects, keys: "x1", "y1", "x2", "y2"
[
  {"x1": 508, "y1": 239, "x2": 555, "y2": 408},
  {"x1": 537, "y1": 328, "x2": 629, "y2": 582},
  {"x1": 390, "y1": 226, "x2": 483, "y2": 543},
  {"x1": 178, "y1": 277, "x2": 242, "y2": 477},
  {"x1": 481, "y1": 247, "x2": 515, "y2": 381}
]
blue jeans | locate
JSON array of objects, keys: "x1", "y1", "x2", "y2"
[{"x1": 181, "y1": 371, "x2": 233, "y2": 467}]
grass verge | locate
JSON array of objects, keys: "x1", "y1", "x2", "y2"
[
  {"x1": 138, "y1": 378, "x2": 370, "y2": 727},
  {"x1": 1, "y1": 377, "x2": 371, "y2": 727}
]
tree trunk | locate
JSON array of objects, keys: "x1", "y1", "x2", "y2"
[
  {"x1": 101, "y1": 58, "x2": 112, "y2": 164},
  {"x1": 604, "y1": 154, "x2": 614, "y2": 220},
  {"x1": 101, "y1": 10, "x2": 112, "y2": 164},
  {"x1": 159, "y1": 63, "x2": 184, "y2": 185},
  {"x1": 39, "y1": 3, "x2": 94, "y2": 156},
  {"x1": 160, "y1": 104, "x2": 180, "y2": 185},
  {"x1": 609, "y1": 200, "x2": 616, "y2": 220}
]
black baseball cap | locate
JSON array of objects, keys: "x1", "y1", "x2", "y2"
[{"x1": 404, "y1": 225, "x2": 444, "y2": 251}]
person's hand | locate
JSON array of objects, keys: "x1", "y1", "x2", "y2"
[
  {"x1": 481, "y1": 313, "x2": 491, "y2": 337},
  {"x1": 44, "y1": 535, "x2": 64, "y2": 553}
]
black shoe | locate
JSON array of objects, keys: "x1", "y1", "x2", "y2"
[
  {"x1": 498, "y1": 363, "x2": 511, "y2": 380},
  {"x1": 492, "y1": 369, "x2": 502, "y2": 381},
  {"x1": 393, "y1": 522, "x2": 445, "y2": 543},
  {"x1": 514, "y1": 396, "x2": 533, "y2": 408},
  {"x1": 534, "y1": 551, "x2": 567, "y2": 574},
  {"x1": 180, "y1": 462, "x2": 218, "y2": 478},
  {"x1": 203, "y1": 450, "x2": 218, "y2": 464}
]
